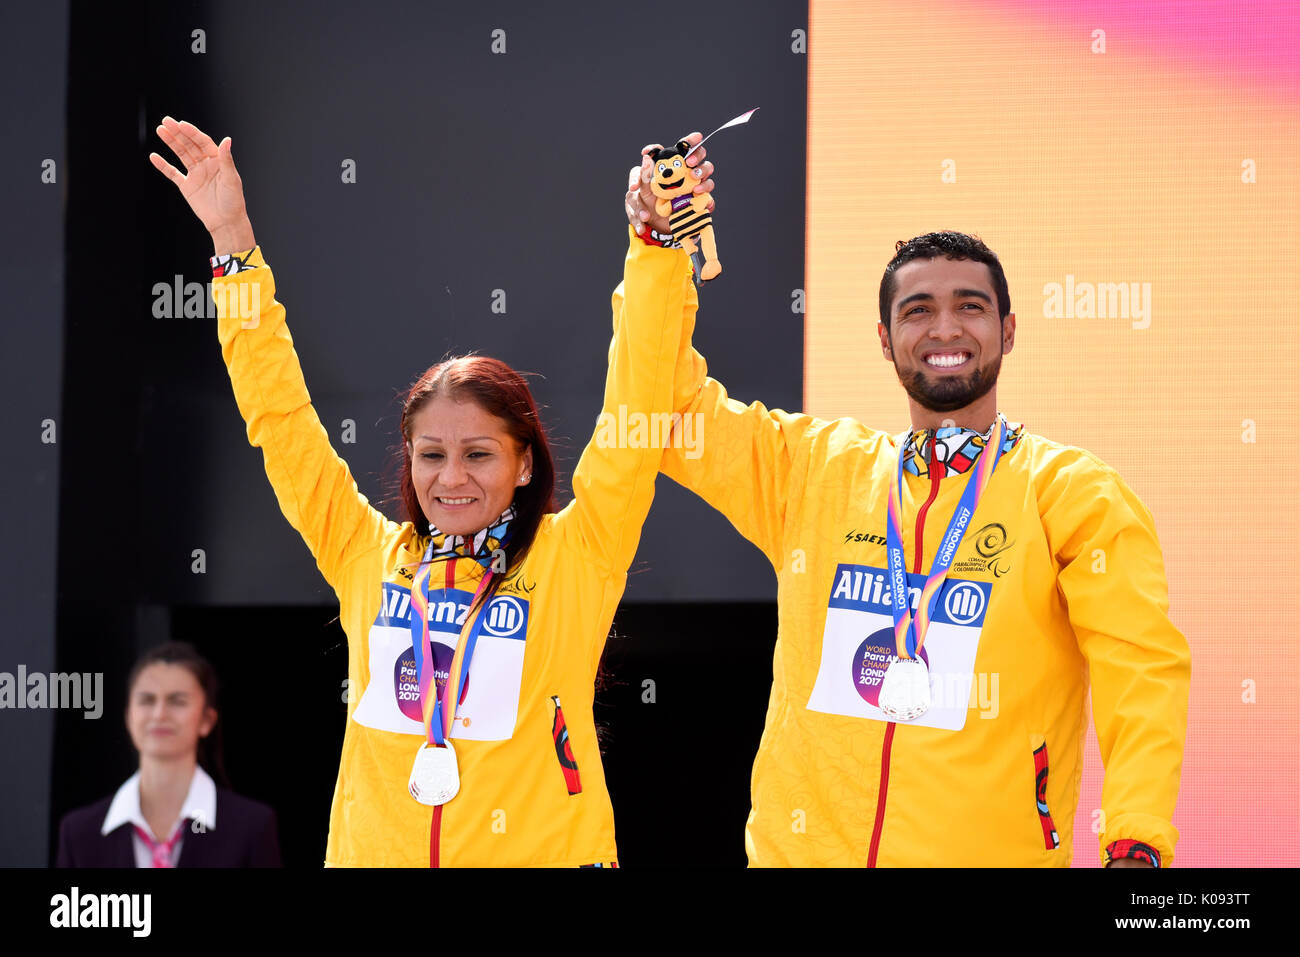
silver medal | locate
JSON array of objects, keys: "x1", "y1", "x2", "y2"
[
  {"x1": 408, "y1": 740, "x2": 460, "y2": 806},
  {"x1": 878, "y1": 657, "x2": 931, "y2": 721}
]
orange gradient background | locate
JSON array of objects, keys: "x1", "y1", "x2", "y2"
[{"x1": 806, "y1": 0, "x2": 1299, "y2": 866}]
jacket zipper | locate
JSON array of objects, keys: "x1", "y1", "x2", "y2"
[
  {"x1": 430, "y1": 805, "x2": 442, "y2": 868},
  {"x1": 429, "y1": 558, "x2": 459, "y2": 868},
  {"x1": 867, "y1": 431, "x2": 945, "y2": 867}
]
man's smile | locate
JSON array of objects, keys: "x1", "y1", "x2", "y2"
[{"x1": 922, "y1": 350, "x2": 972, "y2": 369}]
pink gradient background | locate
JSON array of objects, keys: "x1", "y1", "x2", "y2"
[{"x1": 807, "y1": 0, "x2": 1299, "y2": 867}]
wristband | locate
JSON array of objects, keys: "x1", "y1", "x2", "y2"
[
  {"x1": 1105, "y1": 839, "x2": 1161, "y2": 868},
  {"x1": 635, "y1": 225, "x2": 682, "y2": 249},
  {"x1": 210, "y1": 246, "x2": 260, "y2": 277},
  {"x1": 630, "y1": 224, "x2": 696, "y2": 283}
]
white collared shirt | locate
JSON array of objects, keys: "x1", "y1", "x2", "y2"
[{"x1": 101, "y1": 765, "x2": 217, "y2": 868}]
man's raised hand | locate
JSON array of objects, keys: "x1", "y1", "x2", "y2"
[{"x1": 624, "y1": 131, "x2": 715, "y2": 237}]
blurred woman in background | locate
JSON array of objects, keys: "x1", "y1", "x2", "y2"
[{"x1": 56, "y1": 641, "x2": 281, "y2": 867}]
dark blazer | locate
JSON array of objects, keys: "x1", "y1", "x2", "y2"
[{"x1": 55, "y1": 788, "x2": 281, "y2": 868}]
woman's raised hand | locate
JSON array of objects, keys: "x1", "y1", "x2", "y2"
[{"x1": 149, "y1": 116, "x2": 256, "y2": 256}]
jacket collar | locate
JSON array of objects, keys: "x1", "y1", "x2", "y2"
[
  {"x1": 900, "y1": 412, "x2": 1024, "y2": 478},
  {"x1": 422, "y1": 503, "x2": 516, "y2": 568},
  {"x1": 101, "y1": 764, "x2": 217, "y2": 839}
]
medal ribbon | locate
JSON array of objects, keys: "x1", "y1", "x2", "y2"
[
  {"x1": 432, "y1": 566, "x2": 493, "y2": 744},
  {"x1": 409, "y1": 547, "x2": 496, "y2": 747},
  {"x1": 885, "y1": 415, "x2": 1006, "y2": 660}
]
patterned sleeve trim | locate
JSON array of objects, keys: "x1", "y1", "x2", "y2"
[
  {"x1": 638, "y1": 226, "x2": 683, "y2": 249},
  {"x1": 632, "y1": 227, "x2": 698, "y2": 284},
  {"x1": 210, "y1": 246, "x2": 264, "y2": 277},
  {"x1": 1105, "y1": 839, "x2": 1161, "y2": 868}
]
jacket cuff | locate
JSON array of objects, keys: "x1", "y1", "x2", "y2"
[
  {"x1": 626, "y1": 226, "x2": 695, "y2": 288},
  {"x1": 629, "y1": 222, "x2": 682, "y2": 249},
  {"x1": 210, "y1": 245, "x2": 264, "y2": 277},
  {"x1": 1105, "y1": 839, "x2": 1161, "y2": 868},
  {"x1": 1099, "y1": 810, "x2": 1178, "y2": 867}
]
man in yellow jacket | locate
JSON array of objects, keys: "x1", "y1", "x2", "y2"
[{"x1": 625, "y1": 162, "x2": 1190, "y2": 867}]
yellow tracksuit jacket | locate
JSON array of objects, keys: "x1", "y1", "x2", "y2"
[
  {"x1": 211, "y1": 237, "x2": 688, "y2": 866},
  {"x1": 653, "y1": 246, "x2": 1191, "y2": 867}
]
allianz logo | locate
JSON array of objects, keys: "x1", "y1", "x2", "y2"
[
  {"x1": 831, "y1": 569, "x2": 985, "y2": 624},
  {"x1": 482, "y1": 597, "x2": 526, "y2": 638}
]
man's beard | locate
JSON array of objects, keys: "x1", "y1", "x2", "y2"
[{"x1": 895, "y1": 351, "x2": 1001, "y2": 414}]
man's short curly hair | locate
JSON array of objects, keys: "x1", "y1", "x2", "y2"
[{"x1": 878, "y1": 231, "x2": 1011, "y2": 331}]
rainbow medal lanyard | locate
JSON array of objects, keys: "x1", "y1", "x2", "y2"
[
  {"x1": 878, "y1": 415, "x2": 1006, "y2": 721},
  {"x1": 406, "y1": 535, "x2": 495, "y2": 806}
]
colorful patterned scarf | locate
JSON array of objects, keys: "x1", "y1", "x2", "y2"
[
  {"x1": 423, "y1": 503, "x2": 516, "y2": 568},
  {"x1": 901, "y1": 414, "x2": 1024, "y2": 478}
]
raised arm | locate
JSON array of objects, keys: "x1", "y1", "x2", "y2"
[
  {"x1": 662, "y1": 330, "x2": 817, "y2": 571},
  {"x1": 554, "y1": 229, "x2": 691, "y2": 572},
  {"x1": 551, "y1": 140, "x2": 717, "y2": 573},
  {"x1": 151, "y1": 118, "x2": 396, "y2": 597},
  {"x1": 624, "y1": 141, "x2": 819, "y2": 570},
  {"x1": 1042, "y1": 452, "x2": 1191, "y2": 867}
]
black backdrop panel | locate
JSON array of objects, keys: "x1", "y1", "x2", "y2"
[
  {"x1": 132, "y1": 0, "x2": 806, "y2": 606},
  {"x1": 0, "y1": 0, "x2": 68, "y2": 869},
  {"x1": 42, "y1": 0, "x2": 806, "y2": 867},
  {"x1": 136, "y1": 601, "x2": 778, "y2": 868}
]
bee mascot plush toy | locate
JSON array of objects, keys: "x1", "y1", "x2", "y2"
[{"x1": 650, "y1": 139, "x2": 722, "y2": 281}]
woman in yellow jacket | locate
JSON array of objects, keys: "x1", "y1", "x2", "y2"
[{"x1": 148, "y1": 117, "x2": 714, "y2": 866}]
